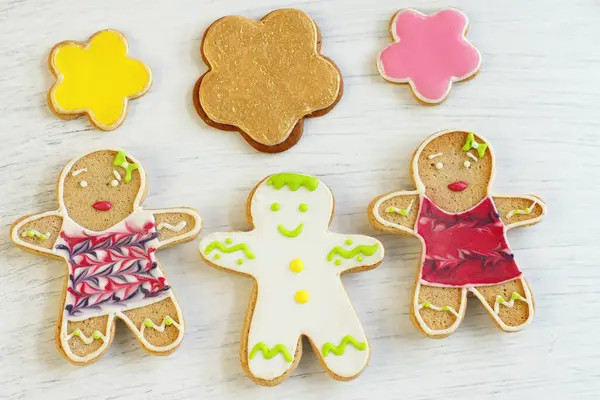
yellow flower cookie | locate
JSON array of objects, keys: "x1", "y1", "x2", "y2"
[
  {"x1": 48, "y1": 30, "x2": 152, "y2": 131},
  {"x1": 194, "y1": 9, "x2": 343, "y2": 153}
]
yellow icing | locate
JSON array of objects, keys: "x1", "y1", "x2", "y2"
[
  {"x1": 294, "y1": 290, "x2": 310, "y2": 304},
  {"x1": 289, "y1": 259, "x2": 304, "y2": 273},
  {"x1": 49, "y1": 30, "x2": 152, "y2": 130}
]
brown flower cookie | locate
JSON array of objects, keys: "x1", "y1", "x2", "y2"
[
  {"x1": 193, "y1": 9, "x2": 343, "y2": 153},
  {"x1": 368, "y1": 130, "x2": 547, "y2": 338},
  {"x1": 10, "y1": 150, "x2": 201, "y2": 364}
]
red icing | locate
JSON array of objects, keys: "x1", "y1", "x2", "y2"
[
  {"x1": 416, "y1": 196, "x2": 521, "y2": 287},
  {"x1": 447, "y1": 181, "x2": 468, "y2": 191},
  {"x1": 93, "y1": 201, "x2": 112, "y2": 211}
]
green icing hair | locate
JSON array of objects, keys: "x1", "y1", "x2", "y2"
[{"x1": 267, "y1": 173, "x2": 319, "y2": 192}]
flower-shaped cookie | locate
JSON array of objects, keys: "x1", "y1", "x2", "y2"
[
  {"x1": 48, "y1": 30, "x2": 152, "y2": 130},
  {"x1": 377, "y1": 8, "x2": 481, "y2": 104},
  {"x1": 194, "y1": 9, "x2": 343, "y2": 153}
]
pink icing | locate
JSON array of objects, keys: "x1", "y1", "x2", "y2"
[{"x1": 377, "y1": 8, "x2": 481, "y2": 103}]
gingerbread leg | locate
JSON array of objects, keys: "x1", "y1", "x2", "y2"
[
  {"x1": 59, "y1": 314, "x2": 115, "y2": 365},
  {"x1": 120, "y1": 295, "x2": 184, "y2": 355},
  {"x1": 412, "y1": 282, "x2": 467, "y2": 338},
  {"x1": 470, "y1": 276, "x2": 534, "y2": 332}
]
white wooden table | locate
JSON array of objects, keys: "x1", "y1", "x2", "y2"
[{"x1": 1, "y1": 0, "x2": 598, "y2": 398}]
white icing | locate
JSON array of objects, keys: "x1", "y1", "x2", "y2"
[
  {"x1": 385, "y1": 199, "x2": 414, "y2": 216},
  {"x1": 113, "y1": 169, "x2": 122, "y2": 181},
  {"x1": 139, "y1": 316, "x2": 182, "y2": 334},
  {"x1": 10, "y1": 149, "x2": 204, "y2": 364},
  {"x1": 427, "y1": 152, "x2": 443, "y2": 159},
  {"x1": 491, "y1": 293, "x2": 531, "y2": 315},
  {"x1": 21, "y1": 229, "x2": 51, "y2": 240},
  {"x1": 199, "y1": 174, "x2": 384, "y2": 382},
  {"x1": 157, "y1": 221, "x2": 187, "y2": 232},
  {"x1": 72, "y1": 168, "x2": 87, "y2": 176},
  {"x1": 80, "y1": 180, "x2": 88, "y2": 188},
  {"x1": 66, "y1": 329, "x2": 106, "y2": 345},
  {"x1": 435, "y1": 162, "x2": 443, "y2": 170},
  {"x1": 466, "y1": 152, "x2": 478, "y2": 162},
  {"x1": 463, "y1": 160, "x2": 471, "y2": 168},
  {"x1": 110, "y1": 179, "x2": 119, "y2": 187},
  {"x1": 417, "y1": 302, "x2": 460, "y2": 317}
]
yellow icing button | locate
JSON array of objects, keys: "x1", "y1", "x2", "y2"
[
  {"x1": 294, "y1": 290, "x2": 310, "y2": 304},
  {"x1": 289, "y1": 259, "x2": 304, "y2": 273},
  {"x1": 49, "y1": 30, "x2": 152, "y2": 131}
]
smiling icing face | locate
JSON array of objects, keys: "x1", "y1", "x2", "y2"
[
  {"x1": 413, "y1": 131, "x2": 494, "y2": 213},
  {"x1": 249, "y1": 173, "x2": 333, "y2": 236},
  {"x1": 58, "y1": 150, "x2": 145, "y2": 231}
]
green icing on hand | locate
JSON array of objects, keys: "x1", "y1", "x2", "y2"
[
  {"x1": 298, "y1": 203, "x2": 308, "y2": 212},
  {"x1": 204, "y1": 240, "x2": 256, "y2": 260},
  {"x1": 249, "y1": 342, "x2": 292, "y2": 362},
  {"x1": 327, "y1": 243, "x2": 379, "y2": 262},
  {"x1": 335, "y1": 259, "x2": 342, "y2": 266},
  {"x1": 113, "y1": 151, "x2": 140, "y2": 183},
  {"x1": 322, "y1": 335, "x2": 367, "y2": 357},
  {"x1": 277, "y1": 223, "x2": 304, "y2": 238},
  {"x1": 271, "y1": 202, "x2": 280, "y2": 211},
  {"x1": 267, "y1": 173, "x2": 319, "y2": 192}
]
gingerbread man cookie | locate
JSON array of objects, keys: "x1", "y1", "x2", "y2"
[
  {"x1": 193, "y1": 9, "x2": 343, "y2": 153},
  {"x1": 199, "y1": 173, "x2": 384, "y2": 385},
  {"x1": 10, "y1": 150, "x2": 201, "y2": 364},
  {"x1": 368, "y1": 131, "x2": 546, "y2": 337},
  {"x1": 377, "y1": 8, "x2": 481, "y2": 104},
  {"x1": 48, "y1": 30, "x2": 152, "y2": 130}
]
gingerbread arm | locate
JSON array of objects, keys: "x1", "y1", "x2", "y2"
[
  {"x1": 326, "y1": 233, "x2": 385, "y2": 273},
  {"x1": 368, "y1": 191, "x2": 421, "y2": 235},
  {"x1": 150, "y1": 207, "x2": 202, "y2": 248},
  {"x1": 199, "y1": 231, "x2": 260, "y2": 277},
  {"x1": 492, "y1": 195, "x2": 547, "y2": 230},
  {"x1": 10, "y1": 211, "x2": 64, "y2": 257}
]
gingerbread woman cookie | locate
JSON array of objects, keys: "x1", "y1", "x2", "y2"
[
  {"x1": 377, "y1": 8, "x2": 481, "y2": 104},
  {"x1": 193, "y1": 9, "x2": 343, "y2": 152},
  {"x1": 10, "y1": 150, "x2": 201, "y2": 364},
  {"x1": 368, "y1": 131, "x2": 546, "y2": 337},
  {"x1": 199, "y1": 173, "x2": 384, "y2": 385},
  {"x1": 48, "y1": 30, "x2": 152, "y2": 130}
]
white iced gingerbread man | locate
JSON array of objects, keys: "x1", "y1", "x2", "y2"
[
  {"x1": 11, "y1": 149, "x2": 201, "y2": 364},
  {"x1": 199, "y1": 173, "x2": 384, "y2": 386}
]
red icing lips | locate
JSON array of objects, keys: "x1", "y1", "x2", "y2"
[
  {"x1": 93, "y1": 201, "x2": 112, "y2": 211},
  {"x1": 448, "y1": 181, "x2": 468, "y2": 192}
]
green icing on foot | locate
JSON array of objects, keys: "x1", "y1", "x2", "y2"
[
  {"x1": 73, "y1": 329, "x2": 81, "y2": 337},
  {"x1": 144, "y1": 319, "x2": 154, "y2": 328},
  {"x1": 92, "y1": 331, "x2": 103, "y2": 340},
  {"x1": 204, "y1": 241, "x2": 255, "y2": 259},
  {"x1": 267, "y1": 173, "x2": 319, "y2": 192},
  {"x1": 249, "y1": 342, "x2": 292, "y2": 362},
  {"x1": 322, "y1": 335, "x2": 367, "y2": 357},
  {"x1": 512, "y1": 292, "x2": 522, "y2": 300},
  {"x1": 165, "y1": 317, "x2": 173, "y2": 326},
  {"x1": 327, "y1": 243, "x2": 379, "y2": 262}
]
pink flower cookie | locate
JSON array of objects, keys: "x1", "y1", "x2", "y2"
[{"x1": 377, "y1": 8, "x2": 481, "y2": 104}]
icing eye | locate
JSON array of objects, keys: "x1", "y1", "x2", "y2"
[
  {"x1": 435, "y1": 162, "x2": 443, "y2": 170},
  {"x1": 80, "y1": 180, "x2": 88, "y2": 188},
  {"x1": 270, "y1": 202, "x2": 280, "y2": 211},
  {"x1": 298, "y1": 203, "x2": 308, "y2": 212},
  {"x1": 464, "y1": 160, "x2": 471, "y2": 168},
  {"x1": 110, "y1": 179, "x2": 119, "y2": 187}
]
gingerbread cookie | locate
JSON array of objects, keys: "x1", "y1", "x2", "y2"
[
  {"x1": 48, "y1": 30, "x2": 152, "y2": 130},
  {"x1": 10, "y1": 150, "x2": 201, "y2": 364},
  {"x1": 377, "y1": 8, "x2": 481, "y2": 104},
  {"x1": 199, "y1": 173, "x2": 384, "y2": 385},
  {"x1": 368, "y1": 131, "x2": 546, "y2": 337},
  {"x1": 193, "y1": 9, "x2": 343, "y2": 153}
]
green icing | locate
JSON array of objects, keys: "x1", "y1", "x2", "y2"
[
  {"x1": 345, "y1": 239, "x2": 353, "y2": 245},
  {"x1": 205, "y1": 240, "x2": 256, "y2": 259},
  {"x1": 165, "y1": 317, "x2": 174, "y2": 326},
  {"x1": 214, "y1": 254, "x2": 221, "y2": 260},
  {"x1": 92, "y1": 331, "x2": 103, "y2": 340},
  {"x1": 277, "y1": 223, "x2": 304, "y2": 238},
  {"x1": 225, "y1": 238, "x2": 233, "y2": 244},
  {"x1": 271, "y1": 202, "x2": 280, "y2": 211},
  {"x1": 357, "y1": 256, "x2": 363, "y2": 261},
  {"x1": 327, "y1": 243, "x2": 379, "y2": 262},
  {"x1": 112, "y1": 151, "x2": 140, "y2": 183},
  {"x1": 335, "y1": 259, "x2": 342, "y2": 266},
  {"x1": 322, "y1": 335, "x2": 367, "y2": 357},
  {"x1": 267, "y1": 173, "x2": 319, "y2": 192},
  {"x1": 462, "y1": 132, "x2": 488, "y2": 158},
  {"x1": 249, "y1": 342, "x2": 292, "y2": 362},
  {"x1": 298, "y1": 203, "x2": 308, "y2": 212},
  {"x1": 73, "y1": 329, "x2": 81, "y2": 337},
  {"x1": 237, "y1": 259, "x2": 244, "y2": 265},
  {"x1": 144, "y1": 319, "x2": 154, "y2": 328}
]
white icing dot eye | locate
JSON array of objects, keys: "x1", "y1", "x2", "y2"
[
  {"x1": 80, "y1": 180, "x2": 88, "y2": 188},
  {"x1": 464, "y1": 161, "x2": 471, "y2": 168},
  {"x1": 435, "y1": 162, "x2": 443, "y2": 170},
  {"x1": 110, "y1": 180, "x2": 119, "y2": 187}
]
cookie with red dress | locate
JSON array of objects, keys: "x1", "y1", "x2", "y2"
[
  {"x1": 10, "y1": 149, "x2": 201, "y2": 364},
  {"x1": 368, "y1": 130, "x2": 546, "y2": 337}
]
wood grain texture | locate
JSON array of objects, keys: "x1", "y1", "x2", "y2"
[{"x1": 0, "y1": 0, "x2": 598, "y2": 398}]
